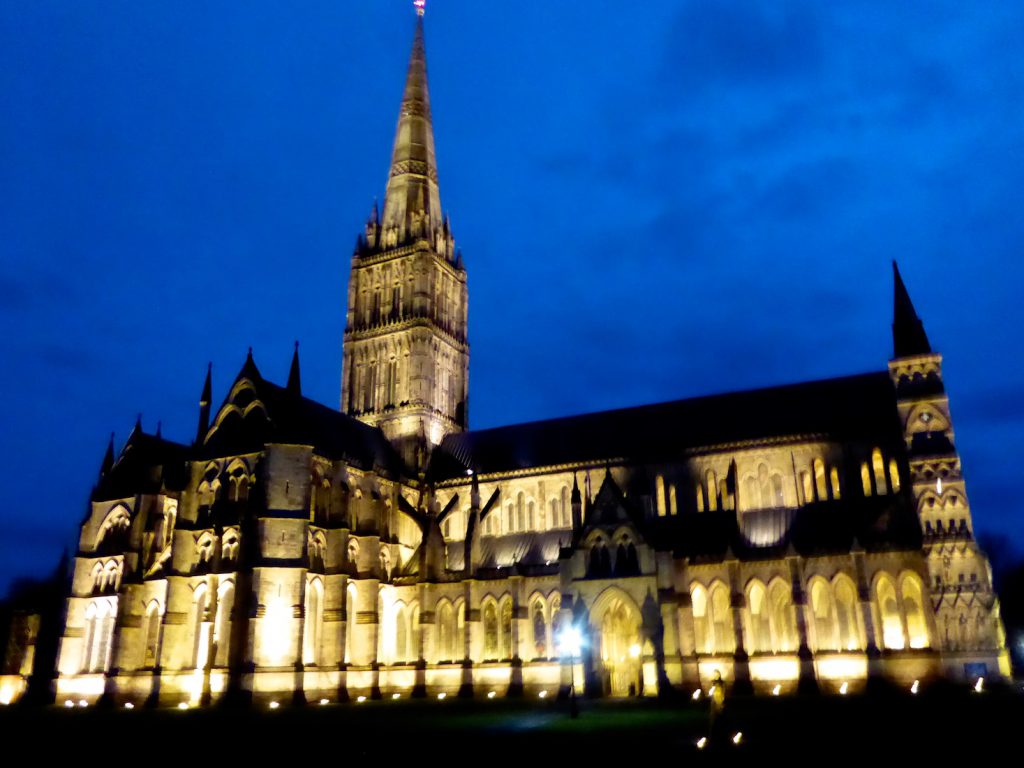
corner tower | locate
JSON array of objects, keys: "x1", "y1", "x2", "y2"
[{"x1": 341, "y1": 11, "x2": 469, "y2": 468}]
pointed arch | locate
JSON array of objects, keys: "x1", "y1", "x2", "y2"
[
  {"x1": 745, "y1": 579, "x2": 770, "y2": 653},
  {"x1": 809, "y1": 577, "x2": 837, "y2": 651},
  {"x1": 875, "y1": 573, "x2": 904, "y2": 650},
  {"x1": 690, "y1": 583, "x2": 710, "y2": 654},
  {"x1": 768, "y1": 579, "x2": 796, "y2": 652},
  {"x1": 833, "y1": 574, "x2": 861, "y2": 651},
  {"x1": 900, "y1": 572, "x2": 929, "y2": 649},
  {"x1": 709, "y1": 581, "x2": 733, "y2": 654},
  {"x1": 303, "y1": 578, "x2": 324, "y2": 666},
  {"x1": 214, "y1": 579, "x2": 235, "y2": 667}
]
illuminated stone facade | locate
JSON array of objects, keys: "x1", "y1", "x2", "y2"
[{"x1": 48, "y1": 15, "x2": 1009, "y2": 707}]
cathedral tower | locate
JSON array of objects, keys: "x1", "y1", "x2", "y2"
[
  {"x1": 888, "y1": 262, "x2": 1008, "y2": 675},
  {"x1": 341, "y1": 12, "x2": 469, "y2": 467}
]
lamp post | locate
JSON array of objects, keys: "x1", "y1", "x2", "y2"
[{"x1": 559, "y1": 626, "x2": 583, "y2": 719}]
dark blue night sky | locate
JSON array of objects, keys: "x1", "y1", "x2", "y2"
[{"x1": 2, "y1": 1, "x2": 1023, "y2": 593}]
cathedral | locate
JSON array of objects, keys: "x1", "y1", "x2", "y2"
[{"x1": 34, "y1": 10, "x2": 1010, "y2": 708}]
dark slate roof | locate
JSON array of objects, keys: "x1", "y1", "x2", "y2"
[
  {"x1": 445, "y1": 530, "x2": 571, "y2": 571},
  {"x1": 203, "y1": 373, "x2": 405, "y2": 475},
  {"x1": 646, "y1": 494, "x2": 921, "y2": 561},
  {"x1": 432, "y1": 371, "x2": 902, "y2": 479},
  {"x1": 93, "y1": 428, "x2": 191, "y2": 501}
]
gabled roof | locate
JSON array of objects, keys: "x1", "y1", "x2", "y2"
[
  {"x1": 202, "y1": 355, "x2": 404, "y2": 475},
  {"x1": 92, "y1": 424, "x2": 190, "y2": 501},
  {"x1": 432, "y1": 371, "x2": 903, "y2": 480}
]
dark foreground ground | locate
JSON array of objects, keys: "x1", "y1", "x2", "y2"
[{"x1": 2, "y1": 681, "x2": 1022, "y2": 762}]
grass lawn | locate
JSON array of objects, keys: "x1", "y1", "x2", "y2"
[{"x1": 2, "y1": 683, "x2": 1021, "y2": 761}]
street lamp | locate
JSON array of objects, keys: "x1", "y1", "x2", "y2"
[{"x1": 559, "y1": 626, "x2": 583, "y2": 719}]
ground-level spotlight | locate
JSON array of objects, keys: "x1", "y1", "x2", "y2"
[
  {"x1": 538, "y1": 690, "x2": 548, "y2": 699},
  {"x1": 392, "y1": 693, "x2": 400, "y2": 700},
  {"x1": 629, "y1": 643, "x2": 641, "y2": 659},
  {"x1": 732, "y1": 732, "x2": 743, "y2": 745},
  {"x1": 437, "y1": 692, "x2": 447, "y2": 700},
  {"x1": 77, "y1": 700, "x2": 88, "y2": 708},
  {"x1": 177, "y1": 702, "x2": 189, "y2": 710},
  {"x1": 124, "y1": 702, "x2": 135, "y2": 710},
  {"x1": 974, "y1": 677, "x2": 984, "y2": 693},
  {"x1": 771, "y1": 684, "x2": 781, "y2": 696},
  {"x1": 319, "y1": 698, "x2": 330, "y2": 706},
  {"x1": 696, "y1": 737, "x2": 707, "y2": 750},
  {"x1": 691, "y1": 688, "x2": 702, "y2": 701},
  {"x1": 356, "y1": 696, "x2": 366, "y2": 703},
  {"x1": 64, "y1": 700, "x2": 74, "y2": 708},
  {"x1": 487, "y1": 691, "x2": 496, "y2": 699},
  {"x1": 269, "y1": 701, "x2": 280, "y2": 710},
  {"x1": 910, "y1": 680, "x2": 920, "y2": 695},
  {"x1": 839, "y1": 682, "x2": 849, "y2": 695}
]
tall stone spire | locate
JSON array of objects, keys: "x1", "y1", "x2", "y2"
[
  {"x1": 381, "y1": 13, "x2": 442, "y2": 246},
  {"x1": 342, "y1": 7, "x2": 468, "y2": 468},
  {"x1": 892, "y1": 261, "x2": 932, "y2": 358}
]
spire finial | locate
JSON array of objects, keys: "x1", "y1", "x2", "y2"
[
  {"x1": 381, "y1": 4, "x2": 442, "y2": 245},
  {"x1": 414, "y1": 0, "x2": 426, "y2": 17},
  {"x1": 892, "y1": 261, "x2": 932, "y2": 358},
  {"x1": 196, "y1": 363, "x2": 213, "y2": 445},
  {"x1": 287, "y1": 340, "x2": 302, "y2": 396}
]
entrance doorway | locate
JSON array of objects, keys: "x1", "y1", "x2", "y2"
[{"x1": 598, "y1": 598, "x2": 642, "y2": 697}]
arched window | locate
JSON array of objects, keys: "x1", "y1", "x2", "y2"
[
  {"x1": 833, "y1": 577, "x2": 861, "y2": 651},
  {"x1": 83, "y1": 599, "x2": 116, "y2": 673},
  {"x1": 91, "y1": 562, "x2": 104, "y2": 593},
  {"x1": 527, "y1": 500, "x2": 535, "y2": 530},
  {"x1": 483, "y1": 601, "x2": 499, "y2": 660},
  {"x1": 550, "y1": 594, "x2": 562, "y2": 649},
  {"x1": 559, "y1": 486, "x2": 569, "y2": 527},
  {"x1": 549, "y1": 498, "x2": 559, "y2": 530},
  {"x1": 410, "y1": 604, "x2": 421, "y2": 662},
  {"x1": 505, "y1": 502, "x2": 514, "y2": 533},
  {"x1": 876, "y1": 575, "x2": 904, "y2": 649},
  {"x1": 696, "y1": 486, "x2": 706, "y2": 513},
  {"x1": 810, "y1": 579, "x2": 836, "y2": 651},
  {"x1": 801, "y1": 471, "x2": 813, "y2": 504},
  {"x1": 768, "y1": 581, "x2": 796, "y2": 652},
  {"x1": 191, "y1": 585, "x2": 211, "y2": 670},
  {"x1": 747, "y1": 581, "x2": 770, "y2": 653},
  {"x1": 709, "y1": 583, "x2": 733, "y2": 654},
  {"x1": 691, "y1": 585, "x2": 709, "y2": 654},
  {"x1": 861, "y1": 462, "x2": 872, "y2": 496},
  {"x1": 901, "y1": 575, "x2": 928, "y2": 649},
  {"x1": 344, "y1": 583, "x2": 357, "y2": 664},
  {"x1": 830, "y1": 467, "x2": 841, "y2": 500},
  {"x1": 656, "y1": 475, "x2": 667, "y2": 517},
  {"x1": 438, "y1": 601, "x2": 456, "y2": 661},
  {"x1": 706, "y1": 470, "x2": 718, "y2": 512},
  {"x1": 394, "y1": 603, "x2": 409, "y2": 663},
  {"x1": 888, "y1": 460, "x2": 901, "y2": 493},
  {"x1": 814, "y1": 459, "x2": 827, "y2": 501},
  {"x1": 669, "y1": 484, "x2": 678, "y2": 516},
  {"x1": 97, "y1": 507, "x2": 131, "y2": 554},
  {"x1": 499, "y1": 598, "x2": 514, "y2": 660},
  {"x1": 144, "y1": 602, "x2": 162, "y2": 669},
  {"x1": 532, "y1": 599, "x2": 547, "y2": 658},
  {"x1": 771, "y1": 475, "x2": 785, "y2": 507},
  {"x1": 872, "y1": 449, "x2": 888, "y2": 494},
  {"x1": 214, "y1": 581, "x2": 234, "y2": 667},
  {"x1": 222, "y1": 531, "x2": 240, "y2": 563},
  {"x1": 303, "y1": 579, "x2": 323, "y2": 666}
]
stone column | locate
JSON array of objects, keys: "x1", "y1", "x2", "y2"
[{"x1": 788, "y1": 556, "x2": 819, "y2": 694}]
